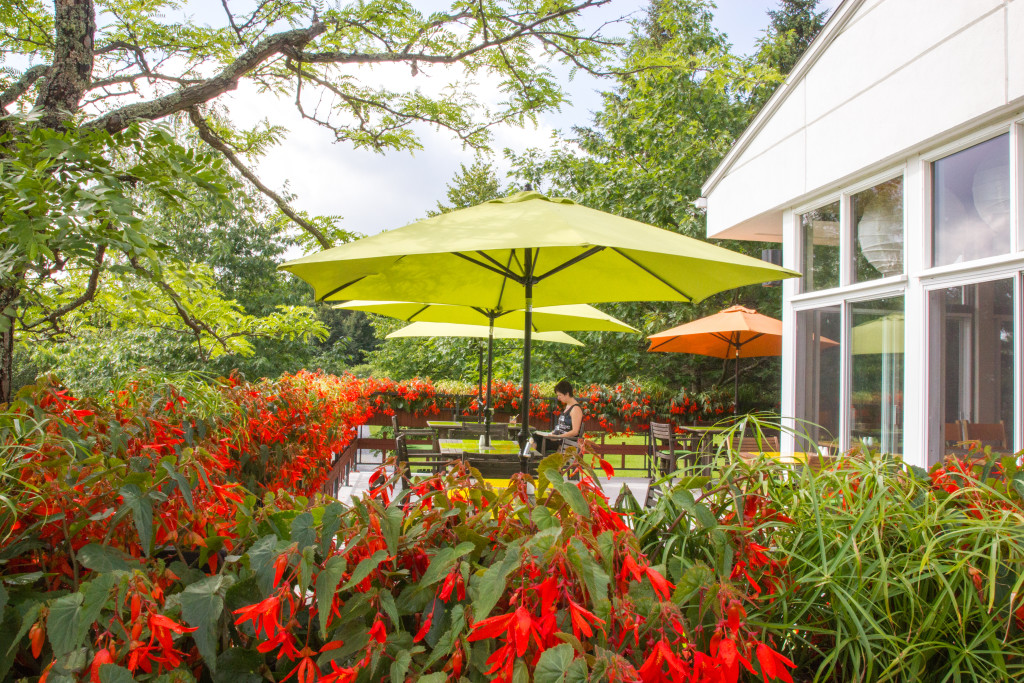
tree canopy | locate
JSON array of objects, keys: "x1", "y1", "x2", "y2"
[{"x1": 0, "y1": 0, "x2": 617, "y2": 400}]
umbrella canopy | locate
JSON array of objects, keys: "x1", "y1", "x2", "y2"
[
  {"x1": 647, "y1": 305, "x2": 785, "y2": 357},
  {"x1": 281, "y1": 191, "x2": 799, "y2": 449},
  {"x1": 283, "y1": 191, "x2": 798, "y2": 308},
  {"x1": 388, "y1": 321, "x2": 583, "y2": 425},
  {"x1": 336, "y1": 301, "x2": 637, "y2": 333},
  {"x1": 647, "y1": 306, "x2": 835, "y2": 410},
  {"x1": 386, "y1": 321, "x2": 584, "y2": 345},
  {"x1": 852, "y1": 313, "x2": 904, "y2": 355},
  {"x1": 346, "y1": 300, "x2": 635, "y2": 438}
]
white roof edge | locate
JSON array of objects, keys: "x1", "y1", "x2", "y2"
[{"x1": 701, "y1": 0, "x2": 863, "y2": 197}]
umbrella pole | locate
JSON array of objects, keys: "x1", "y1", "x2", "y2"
[
  {"x1": 734, "y1": 349, "x2": 740, "y2": 414},
  {"x1": 477, "y1": 341, "x2": 484, "y2": 421},
  {"x1": 485, "y1": 317, "x2": 495, "y2": 446},
  {"x1": 519, "y1": 251, "x2": 534, "y2": 458}
]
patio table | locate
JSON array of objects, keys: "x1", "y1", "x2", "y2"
[{"x1": 438, "y1": 438, "x2": 520, "y2": 455}]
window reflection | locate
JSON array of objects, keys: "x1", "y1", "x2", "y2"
[
  {"x1": 850, "y1": 297, "x2": 904, "y2": 455},
  {"x1": 927, "y1": 279, "x2": 1014, "y2": 464},
  {"x1": 853, "y1": 178, "x2": 904, "y2": 282},
  {"x1": 795, "y1": 306, "x2": 842, "y2": 452},
  {"x1": 800, "y1": 201, "x2": 840, "y2": 291},
  {"x1": 932, "y1": 135, "x2": 1010, "y2": 267}
]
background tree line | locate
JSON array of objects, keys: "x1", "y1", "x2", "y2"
[{"x1": 7, "y1": 0, "x2": 829, "y2": 409}]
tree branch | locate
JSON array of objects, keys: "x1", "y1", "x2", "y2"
[
  {"x1": 187, "y1": 107, "x2": 333, "y2": 250},
  {"x1": 22, "y1": 245, "x2": 106, "y2": 331},
  {"x1": 126, "y1": 254, "x2": 227, "y2": 353},
  {"x1": 84, "y1": 22, "x2": 327, "y2": 134},
  {"x1": 1, "y1": 64, "x2": 50, "y2": 111}
]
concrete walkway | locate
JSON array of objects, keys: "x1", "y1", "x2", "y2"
[{"x1": 335, "y1": 465, "x2": 650, "y2": 507}]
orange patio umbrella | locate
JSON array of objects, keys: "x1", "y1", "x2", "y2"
[{"x1": 648, "y1": 305, "x2": 834, "y2": 410}]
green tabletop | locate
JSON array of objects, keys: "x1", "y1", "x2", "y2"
[
  {"x1": 426, "y1": 420, "x2": 464, "y2": 428},
  {"x1": 439, "y1": 439, "x2": 519, "y2": 455}
]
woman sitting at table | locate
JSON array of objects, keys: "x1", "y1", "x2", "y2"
[{"x1": 532, "y1": 380, "x2": 584, "y2": 454}]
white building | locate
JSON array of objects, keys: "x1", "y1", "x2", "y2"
[{"x1": 702, "y1": 0, "x2": 1023, "y2": 467}]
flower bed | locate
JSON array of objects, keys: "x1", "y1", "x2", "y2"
[{"x1": 0, "y1": 376, "x2": 794, "y2": 683}]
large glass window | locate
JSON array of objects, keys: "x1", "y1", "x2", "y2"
[
  {"x1": 800, "y1": 201, "x2": 840, "y2": 291},
  {"x1": 932, "y1": 135, "x2": 1011, "y2": 267},
  {"x1": 853, "y1": 178, "x2": 904, "y2": 282},
  {"x1": 795, "y1": 306, "x2": 842, "y2": 452},
  {"x1": 850, "y1": 296, "x2": 905, "y2": 455},
  {"x1": 927, "y1": 278, "x2": 1015, "y2": 464}
]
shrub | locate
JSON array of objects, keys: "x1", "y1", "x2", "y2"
[
  {"x1": 0, "y1": 378, "x2": 796, "y2": 682},
  {"x1": 624, "y1": 417, "x2": 1024, "y2": 683}
]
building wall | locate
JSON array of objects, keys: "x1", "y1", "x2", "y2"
[{"x1": 705, "y1": 0, "x2": 1023, "y2": 242}]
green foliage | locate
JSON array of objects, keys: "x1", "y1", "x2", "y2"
[
  {"x1": 1, "y1": 0, "x2": 615, "y2": 399},
  {"x1": 499, "y1": 0, "x2": 789, "y2": 398},
  {"x1": 757, "y1": 0, "x2": 832, "y2": 77},
  {"x1": 427, "y1": 159, "x2": 511, "y2": 216},
  {"x1": 627, "y1": 414, "x2": 1024, "y2": 682}
]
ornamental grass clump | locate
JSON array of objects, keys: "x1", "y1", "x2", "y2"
[{"x1": 625, "y1": 415, "x2": 1024, "y2": 683}]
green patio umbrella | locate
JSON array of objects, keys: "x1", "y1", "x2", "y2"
[
  {"x1": 338, "y1": 300, "x2": 636, "y2": 439},
  {"x1": 388, "y1": 321, "x2": 583, "y2": 424},
  {"x1": 281, "y1": 191, "x2": 799, "y2": 450}
]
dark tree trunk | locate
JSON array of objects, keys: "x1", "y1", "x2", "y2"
[
  {"x1": 36, "y1": 0, "x2": 95, "y2": 127},
  {"x1": 0, "y1": 287, "x2": 17, "y2": 405}
]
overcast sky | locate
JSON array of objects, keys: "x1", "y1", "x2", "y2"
[{"x1": 189, "y1": 1, "x2": 842, "y2": 241}]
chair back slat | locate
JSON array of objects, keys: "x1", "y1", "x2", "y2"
[{"x1": 963, "y1": 421, "x2": 1006, "y2": 449}]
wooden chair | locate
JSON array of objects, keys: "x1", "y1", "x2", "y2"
[
  {"x1": 648, "y1": 421, "x2": 684, "y2": 478},
  {"x1": 644, "y1": 422, "x2": 698, "y2": 507},
  {"x1": 944, "y1": 421, "x2": 965, "y2": 445},
  {"x1": 392, "y1": 415, "x2": 437, "y2": 451},
  {"x1": 395, "y1": 434, "x2": 450, "y2": 487},
  {"x1": 731, "y1": 435, "x2": 780, "y2": 463},
  {"x1": 963, "y1": 421, "x2": 1007, "y2": 450},
  {"x1": 464, "y1": 451, "x2": 525, "y2": 479}
]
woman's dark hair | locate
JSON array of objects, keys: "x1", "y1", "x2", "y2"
[{"x1": 554, "y1": 379, "x2": 573, "y2": 396}]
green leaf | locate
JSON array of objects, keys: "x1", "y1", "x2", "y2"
[
  {"x1": 552, "y1": 480, "x2": 590, "y2": 519},
  {"x1": 0, "y1": 584, "x2": 7, "y2": 616},
  {"x1": 47, "y1": 592, "x2": 83, "y2": 658},
  {"x1": 389, "y1": 648, "x2": 412, "y2": 683},
  {"x1": 532, "y1": 506, "x2": 558, "y2": 530},
  {"x1": 341, "y1": 550, "x2": 388, "y2": 592},
  {"x1": 319, "y1": 502, "x2": 345, "y2": 557},
  {"x1": 535, "y1": 643, "x2": 575, "y2": 683},
  {"x1": 99, "y1": 663, "x2": 136, "y2": 683},
  {"x1": 567, "y1": 538, "x2": 609, "y2": 605},
  {"x1": 180, "y1": 576, "x2": 225, "y2": 672},
  {"x1": 290, "y1": 512, "x2": 315, "y2": 550},
  {"x1": 420, "y1": 542, "x2": 475, "y2": 588},
  {"x1": 79, "y1": 574, "x2": 117, "y2": 645},
  {"x1": 78, "y1": 544, "x2": 140, "y2": 573},
  {"x1": 246, "y1": 534, "x2": 278, "y2": 593},
  {"x1": 214, "y1": 648, "x2": 262, "y2": 683},
  {"x1": 315, "y1": 555, "x2": 347, "y2": 638},
  {"x1": 471, "y1": 541, "x2": 523, "y2": 621},
  {"x1": 693, "y1": 503, "x2": 718, "y2": 530},
  {"x1": 513, "y1": 658, "x2": 530, "y2": 683},
  {"x1": 119, "y1": 484, "x2": 154, "y2": 555},
  {"x1": 383, "y1": 506, "x2": 403, "y2": 556},
  {"x1": 416, "y1": 675, "x2": 447, "y2": 683}
]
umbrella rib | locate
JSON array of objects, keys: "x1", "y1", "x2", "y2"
[
  {"x1": 533, "y1": 246, "x2": 606, "y2": 282},
  {"x1": 453, "y1": 252, "x2": 524, "y2": 284},
  {"x1": 319, "y1": 275, "x2": 369, "y2": 301},
  {"x1": 610, "y1": 248, "x2": 694, "y2": 301},
  {"x1": 408, "y1": 304, "x2": 430, "y2": 321}
]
